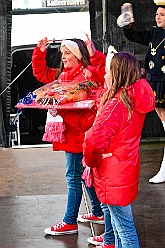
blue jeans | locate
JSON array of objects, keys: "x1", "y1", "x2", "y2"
[
  {"x1": 63, "y1": 152, "x2": 103, "y2": 224},
  {"x1": 102, "y1": 204, "x2": 140, "y2": 248},
  {"x1": 101, "y1": 204, "x2": 115, "y2": 245},
  {"x1": 84, "y1": 185, "x2": 103, "y2": 217}
]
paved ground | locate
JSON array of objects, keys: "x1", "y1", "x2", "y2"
[{"x1": 0, "y1": 142, "x2": 165, "y2": 247}]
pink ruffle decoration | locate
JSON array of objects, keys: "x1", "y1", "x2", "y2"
[
  {"x1": 81, "y1": 158, "x2": 93, "y2": 188},
  {"x1": 42, "y1": 121, "x2": 67, "y2": 143}
]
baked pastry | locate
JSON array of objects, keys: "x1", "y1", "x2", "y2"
[{"x1": 33, "y1": 81, "x2": 98, "y2": 106}]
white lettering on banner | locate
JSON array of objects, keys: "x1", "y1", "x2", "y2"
[
  {"x1": 46, "y1": 0, "x2": 86, "y2": 7},
  {"x1": 58, "y1": 0, "x2": 67, "y2": 6},
  {"x1": 67, "y1": 0, "x2": 81, "y2": 5}
]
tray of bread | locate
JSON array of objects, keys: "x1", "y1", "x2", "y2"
[{"x1": 16, "y1": 80, "x2": 102, "y2": 109}]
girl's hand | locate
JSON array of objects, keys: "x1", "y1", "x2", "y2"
[
  {"x1": 83, "y1": 68, "x2": 92, "y2": 79},
  {"x1": 37, "y1": 37, "x2": 48, "y2": 52},
  {"x1": 102, "y1": 153, "x2": 112, "y2": 159},
  {"x1": 85, "y1": 33, "x2": 96, "y2": 56}
]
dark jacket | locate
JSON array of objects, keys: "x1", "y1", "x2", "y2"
[{"x1": 124, "y1": 26, "x2": 165, "y2": 81}]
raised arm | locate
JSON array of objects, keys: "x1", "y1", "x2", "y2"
[{"x1": 32, "y1": 37, "x2": 57, "y2": 84}]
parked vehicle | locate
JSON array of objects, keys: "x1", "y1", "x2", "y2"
[{"x1": 11, "y1": 6, "x2": 90, "y2": 147}]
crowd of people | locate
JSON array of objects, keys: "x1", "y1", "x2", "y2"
[{"x1": 29, "y1": 1, "x2": 165, "y2": 247}]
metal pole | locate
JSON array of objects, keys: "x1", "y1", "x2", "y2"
[
  {"x1": 82, "y1": 183, "x2": 95, "y2": 236},
  {"x1": 102, "y1": 0, "x2": 107, "y2": 54},
  {"x1": 0, "y1": 62, "x2": 32, "y2": 96}
]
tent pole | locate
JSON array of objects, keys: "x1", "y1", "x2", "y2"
[{"x1": 102, "y1": 0, "x2": 107, "y2": 53}]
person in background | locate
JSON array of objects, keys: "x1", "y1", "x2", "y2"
[
  {"x1": 83, "y1": 50, "x2": 155, "y2": 248},
  {"x1": 117, "y1": 1, "x2": 165, "y2": 183},
  {"x1": 32, "y1": 36, "x2": 106, "y2": 235}
]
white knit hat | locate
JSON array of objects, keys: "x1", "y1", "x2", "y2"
[
  {"x1": 61, "y1": 40, "x2": 82, "y2": 60},
  {"x1": 153, "y1": 0, "x2": 165, "y2": 5},
  {"x1": 106, "y1": 45, "x2": 118, "y2": 71}
]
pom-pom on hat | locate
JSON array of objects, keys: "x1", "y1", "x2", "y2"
[
  {"x1": 106, "y1": 45, "x2": 118, "y2": 71},
  {"x1": 61, "y1": 40, "x2": 82, "y2": 60},
  {"x1": 153, "y1": 0, "x2": 165, "y2": 5}
]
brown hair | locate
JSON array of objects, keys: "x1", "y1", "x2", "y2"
[
  {"x1": 99, "y1": 52, "x2": 141, "y2": 119},
  {"x1": 55, "y1": 38, "x2": 90, "y2": 79}
]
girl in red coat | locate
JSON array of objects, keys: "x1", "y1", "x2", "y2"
[
  {"x1": 83, "y1": 51, "x2": 155, "y2": 248},
  {"x1": 32, "y1": 37, "x2": 106, "y2": 235}
]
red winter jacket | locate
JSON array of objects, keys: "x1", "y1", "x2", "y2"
[
  {"x1": 32, "y1": 46, "x2": 106, "y2": 153},
  {"x1": 83, "y1": 79, "x2": 155, "y2": 206}
]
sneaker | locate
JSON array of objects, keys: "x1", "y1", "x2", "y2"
[
  {"x1": 87, "y1": 233, "x2": 104, "y2": 245},
  {"x1": 77, "y1": 213, "x2": 104, "y2": 224},
  {"x1": 96, "y1": 244, "x2": 115, "y2": 248},
  {"x1": 149, "y1": 168, "x2": 165, "y2": 183},
  {"x1": 44, "y1": 222, "x2": 78, "y2": 235}
]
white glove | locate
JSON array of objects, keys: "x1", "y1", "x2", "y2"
[{"x1": 117, "y1": 3, "x2": 134, "y2": 28}]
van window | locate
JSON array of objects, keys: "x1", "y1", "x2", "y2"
[{"x1": 11, "y1": 46, "x2": 61, "y2": 146}]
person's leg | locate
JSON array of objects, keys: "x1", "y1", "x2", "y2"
[
  {"x1": 84, "y1": 185, "x2": 103, "y2": 216},
  {"x1": 77, "y1": 184, "x2": 104, "y2": 224},
  {"x1": 88, "y1": 204, "x2": 115, "y2": 247},
  {"x1": 110, "y1": 215, "x2": 122, "y2": 248},
  {"x1": 155, "y1": 107, "x2": 165, "y2": 121},
  {"x1": 149, "y1": 108, "x2": 165, "y2": 183},
  {"x1": 77, "y1": 179, "x2": 104, "y2": 224},
  {"x1": 85, "y1": 186, "x2": 103, "y2": 217},
  {"x1": 101, "y1": 204, "x2": 115, "y2": 246},
  {"x1": 44, "y1": 152, "x2": 83, "y2": 235},
  {"x1": 63, "y1": 152, "x2": 83, "y2": 224},
  {"x1": 108, "y1": 204, "x2": 140, "y2": 248}
]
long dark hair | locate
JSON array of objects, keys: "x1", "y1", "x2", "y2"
[{"x1": 55, "y1": 38, "x2": 90, "y2": 79}]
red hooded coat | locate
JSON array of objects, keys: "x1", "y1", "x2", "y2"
[
  {"x1": 32, "y1": 46, "x2": 106, "y2": 153},
  {"x1": 83, "y1": 79, "x2": 155, "y2": 206}
]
